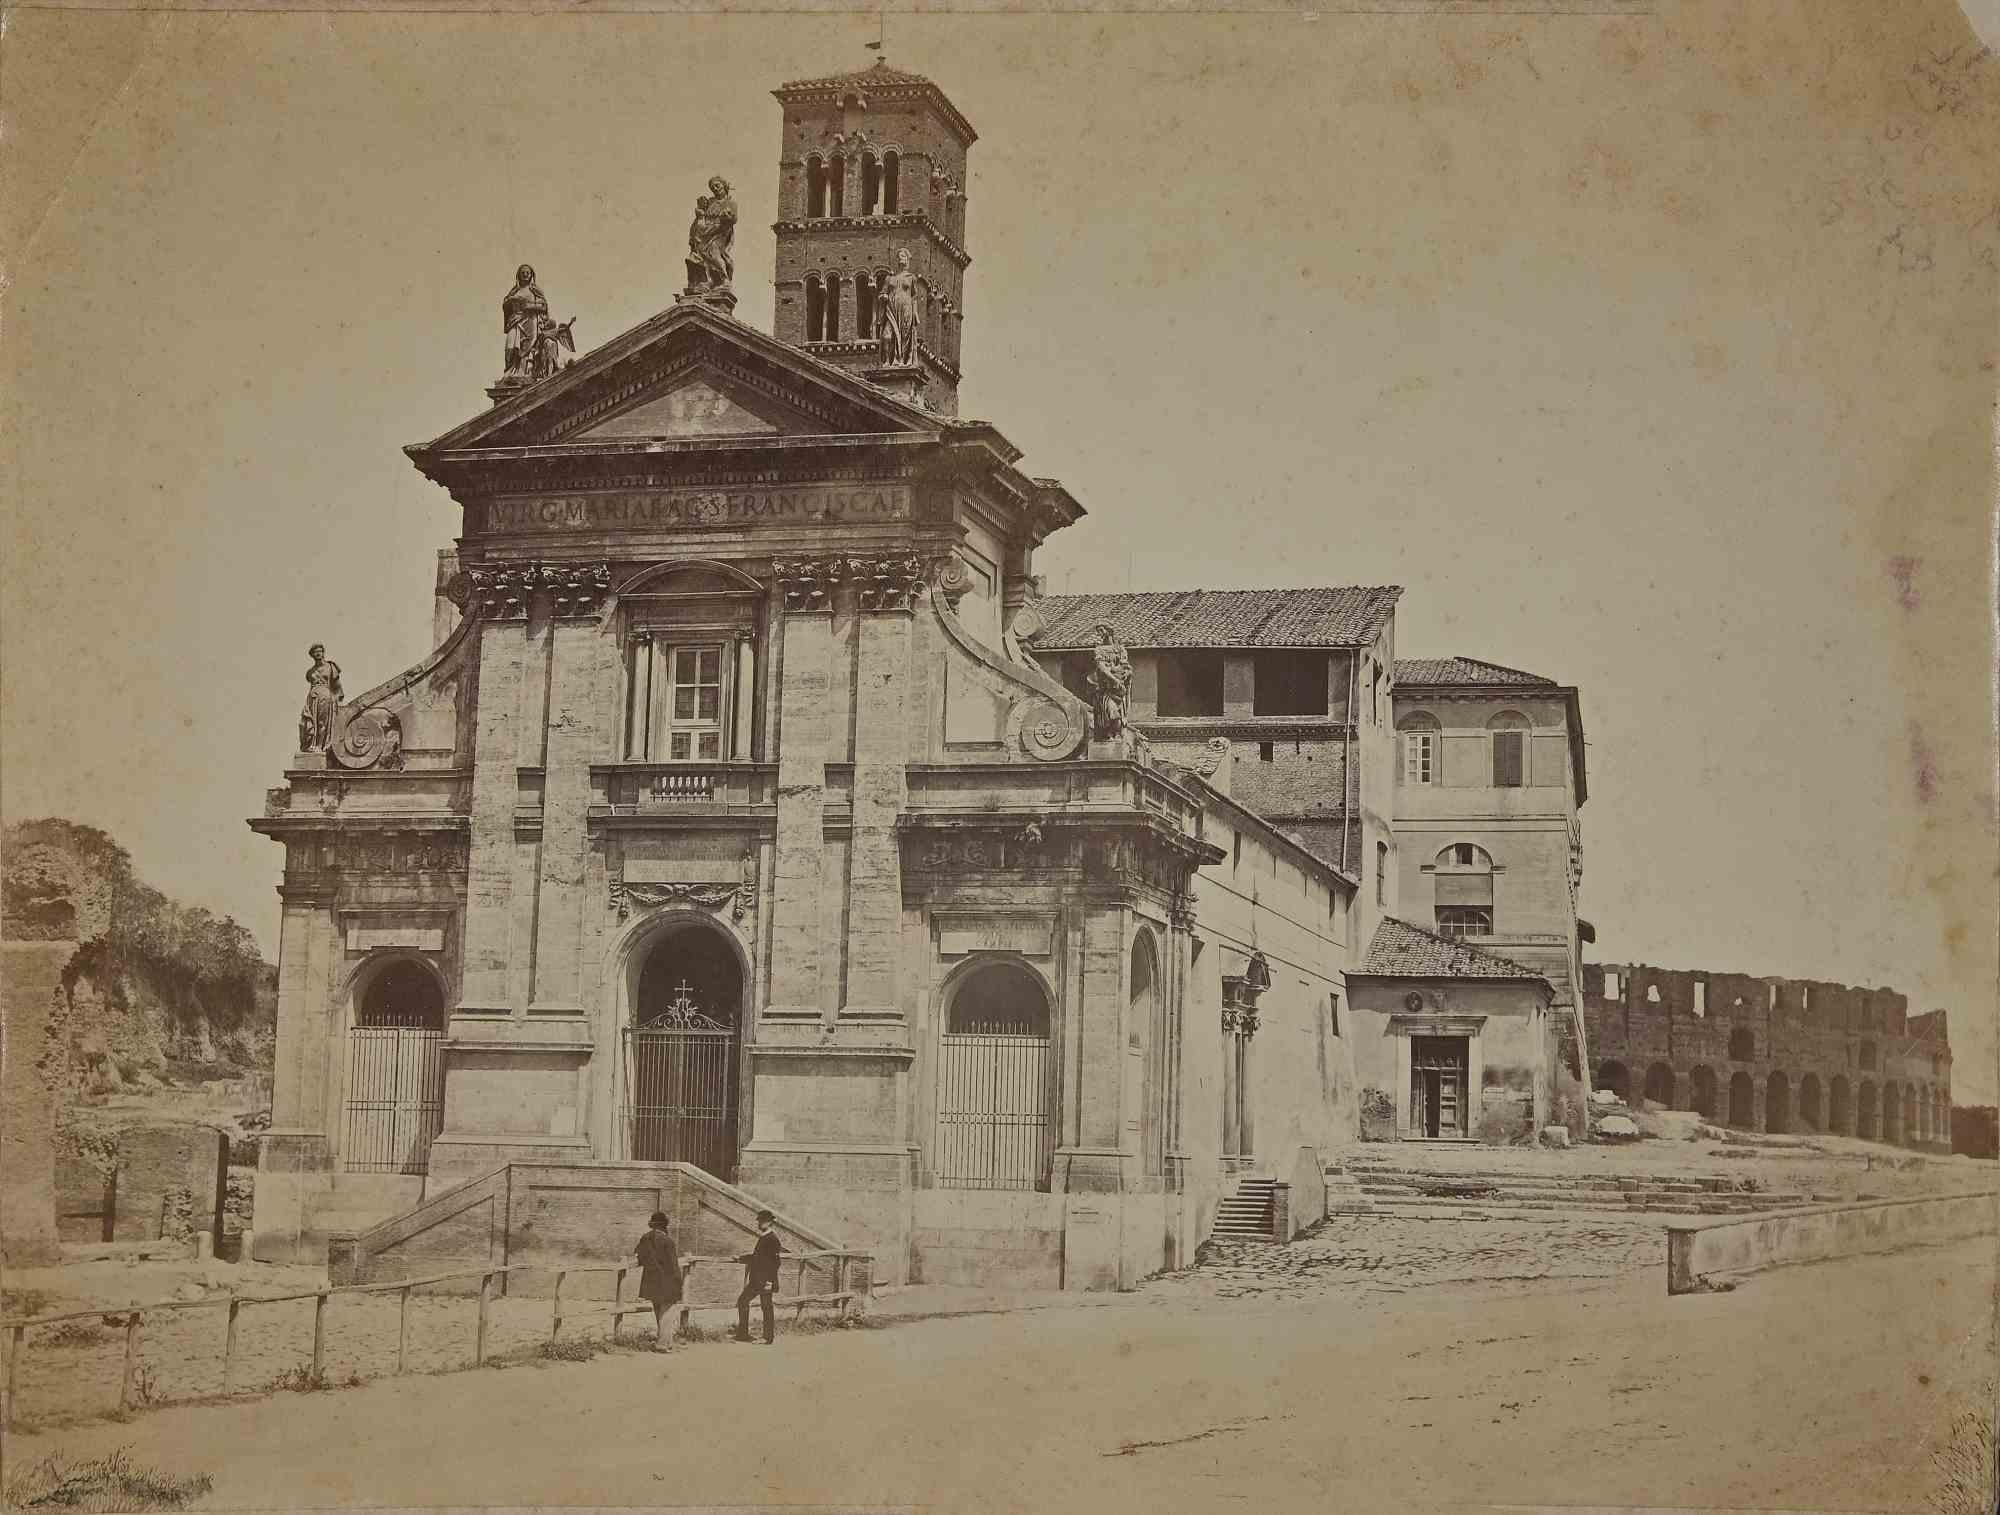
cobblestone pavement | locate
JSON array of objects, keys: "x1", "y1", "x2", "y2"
[{"x1": 1140, "y1": 1214, "x2": 1665, "y2": 1302}]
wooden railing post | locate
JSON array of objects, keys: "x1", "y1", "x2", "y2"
[
  {"x1": 311, "y1": 1292, "x2": 328, "y2": 1382},
  {"x1": 834, "y1": 1255, "x2": 849, "y2": 1321},
  {"x1": 120, "y1": 1312, "x2": 142, "y2": 1411},
  {"x1": 612, "y1": 1267, "x2": 625, "y2": 1345},
  {"x1": 551, "y1": 1271, "x2": 565, "y2": 1343},
  {"x1": 397, "y1": 1286, "x2": 411, "y2": 1375},
  {"x1": 223, "y1": 1296, "x2": 240, "y2": 1394},
  {"x1": 4, "y1": 1322, "x2": 23, "y2": 1429},
  {"x1": 475, "y1": 1273, "x2": 492, "y2": 1365}
]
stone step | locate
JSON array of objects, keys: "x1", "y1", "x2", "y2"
[{"x1": 1344, "y1": 1167, "x2": 1752, "y2": 1194}]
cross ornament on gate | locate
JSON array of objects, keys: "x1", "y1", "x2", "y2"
[
  {"x1": 670, "y1": 980, "x2": 699, "y2": 1017},
  {"x1": 635, "y1": 978, "x2": 729, "y2": 1032}
]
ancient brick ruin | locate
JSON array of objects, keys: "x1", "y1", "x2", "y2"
[{"x1": 1583, "y1": 963, "x2": 1951, "y2": 1150}]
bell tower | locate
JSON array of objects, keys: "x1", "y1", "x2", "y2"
[{"x1": 771, "y1": 60, "x2": 974, "y2": 415}]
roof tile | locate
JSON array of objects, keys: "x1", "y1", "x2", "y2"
[
  {"x1": 1394, "y1": 656, "x2": 1557, "y2": 687},
  {"x1": 1031, "y1": 587, "x2": 1401, "y2": 650},
  {"x1": 1359, "y1": 917, "x2": 1549, "y2": 982}
]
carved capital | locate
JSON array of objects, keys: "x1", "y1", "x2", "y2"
[
  {"x1": 850, "y1": 554, "x2": 928, "y2": 612},
  {"x1": 771, "y1": 557, "x2": 846, "y2": 612},
  {"x1": 1169, "y1": 891, "x2": 1198, "y2": 931},
  {"x1": 467, "y1": 564, "x2": 535, "y2": 620},
  {"x1": 541, "y1": 562, "x2": 612, "y2": 617}
]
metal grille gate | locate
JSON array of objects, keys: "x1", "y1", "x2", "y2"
[
  {"x1": 935, "y1": 1033, "x2": 1055, "y2": 1190},
  {"x1": 624, "y1": 984, "x2": 738, "y2": 1176},
  {"x1": 344, "y1": 1019, "x2": 445, "y2": 1174}
]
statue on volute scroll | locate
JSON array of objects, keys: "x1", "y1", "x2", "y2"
[
  {"x1": 1085, "y1": 622, "x2": 1132, "y2": 740},
  {"x1": 876, "y1": 247, "x2": 923, "y2": 367},
  {"x1": 298, "y1": 644, "x2": 343, "y2": 753}
]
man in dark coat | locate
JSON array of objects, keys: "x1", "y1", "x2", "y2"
[
  {"x1": 636, "y1": 1211, "x2": 682, "y2": 1351},
  {"x1": 733, "y1": 1209, "x2": 783, "y2": 1344}
]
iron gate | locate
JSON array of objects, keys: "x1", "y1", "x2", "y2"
[
  {"x1": 935, "y1": 1033, "x2": 1055, "y2": 1190},
  {"x1": 344, "y1": 1024, "x2": 445, "y2": 1174},
  {"x1": 625, "y1": 1010, "x2": 738, "y2": 1176}
]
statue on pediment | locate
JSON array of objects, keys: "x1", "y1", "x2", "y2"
[
  {"x1": 298, "y1": 644, "x2": 343, "y2": 753},
  {"x1": 685, "y1": 177, "x2": 738, "y2": 293},
  {"x1": 502, "y1": 265, "x2": 574, "y2": 384},
  {"x1": 876, "y1": 247, "x2": 922, "y2": 367},
  {"x1": 1086, "y1": 622, "x2": 1132, "y2": 740}
]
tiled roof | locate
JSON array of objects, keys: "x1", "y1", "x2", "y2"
[
  {"x1": 1395, "y1": 656, "x2": 1557, "y2": 687},
  {"x1": 1358, "y1": 917, "x2": 1549, "y2": 982},
  {"x1": 778, "y1": 60, "x2": 938, "y2": 92},
  {"x1": 1030, "y1": 588, "x2": 1402, "y2": 650}
]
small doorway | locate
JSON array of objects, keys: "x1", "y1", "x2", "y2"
[
  {"x1": 345, "y1": 959, "x2": 446, "y2": 1175},
  {"x1": 1410, "y1": 1036, "x2": 1470, "y2": 1139},
  {"x1": 624, "y1": 923, "x2": 743, "y2": 1178}
]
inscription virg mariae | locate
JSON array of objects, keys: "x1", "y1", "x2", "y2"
[{"x1": 483, "y1": 484, "x2": 911, "y2": 533}]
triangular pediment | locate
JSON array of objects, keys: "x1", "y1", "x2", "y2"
[
  {"x1": 407, "y1": 300, "x2": 940, "y2": 464},
  {"x1": 570, "y1": 372, "x2": 810, "y2": 442}
]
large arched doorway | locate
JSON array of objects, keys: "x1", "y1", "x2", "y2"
[
  {"x1": 934, "y1": 958, "x2": 1056, "y2": 1191},
  {"x1": 1904, "y1": 1086, "x2": 1917, "y2": 1146},
  {"x1": 1857, "y1": 1081, "x2": 1877, "y2": 1140},
  {"x1": 1728, "y1": 1071, "x2": 1755, "y2": 1129},
  {"x1": 1130, "y1": 933, "x2": 1166, "y2": 1172},
  {"x1": 1881, "y1": 1081, "x2": 1902, "y2": 1144},
  {"x1": 1690, "y1": 1065, "x2": 1718, "y2": 1119},
  {"x1": 1799, "y1": 1074, "x2": 1823, "y2": 1132},
  {"x1": 626, "y1": 921, "x2": 743, "y2": 1176},
  {"x1": 1643, "y1": 1062, "x2": 1675, "y2": 1109},
  {"x1": 1830, "y1": 1076, "x2": 1851, "y2": 1135},
  {"x1": 1765, "y1": 1072, "x2": 1791, "y2": 1134},
  {"x1": 345, "y1": 958, "x2": 446, "y2": 1175},
  {"x1": 1596, "y1": 1061, "x2": 1630, "y2": 1103}
]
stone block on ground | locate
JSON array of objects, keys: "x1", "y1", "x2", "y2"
[{"x1": 1539, "y1": 1125, "x2": 1572, "y2": 1149}]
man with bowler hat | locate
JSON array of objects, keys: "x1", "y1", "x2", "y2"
[{"x1": 734, "y1": 1209, "x2": 783, "y2": 1344}]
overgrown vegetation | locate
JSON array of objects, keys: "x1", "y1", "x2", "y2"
[
  {"x1": 36, "y1": 1320, "x2": 109, "y2": 1349},
  {"x1": 6, "y1": 819, "x2": 276, "y2": 1092},
  {"x1": 2, "y1": 1448, "x2": 213, "y2": 1511},
  {"x1": 1930, "y1": 1402, "x2": 1997, "y2": 1515}
]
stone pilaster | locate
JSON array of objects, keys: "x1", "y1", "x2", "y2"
[
  {"x1": 766, "y1": 561, "x2": 836, "y2": 1020},
  {"x1": 528, "y1": 612, "x2": 618, "y2": 1014},
  {"x1": 842, "y1": 557, "x2": 924, "y2": 1020},
  {"x1": 458, "y1": 615, "x2": 528, "y2": 1014}
]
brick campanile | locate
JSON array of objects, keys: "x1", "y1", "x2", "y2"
[{"x1": 770, "y1": 60, "x2": 973, "y2": 415}]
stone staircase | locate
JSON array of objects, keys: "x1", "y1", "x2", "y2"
[
  {"x1": 1328, "y1": 1156, "x2": 1826, "y2": 1220},
  {"x1": 1211, "y1": 1177, "x2": 1278, "y2": 1240}
]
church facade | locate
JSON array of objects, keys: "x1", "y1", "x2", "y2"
[{"x1": 249, "y1": 62, "x2": 1367, "y2": 1288}]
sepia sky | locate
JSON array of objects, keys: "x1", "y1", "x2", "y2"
[{"x1": 4, "y1": 3, "x2": 1996, "y2": 1098}]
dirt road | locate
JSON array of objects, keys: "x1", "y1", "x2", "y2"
[{"x1": 6, "y1": 1230, "x2": 1989, "y2": 1512}]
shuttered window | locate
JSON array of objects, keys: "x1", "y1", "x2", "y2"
[{"x1": 1492, "y1": 730, "x2": 1524, "y2": 787}]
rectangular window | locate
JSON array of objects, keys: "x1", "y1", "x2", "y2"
[
  {"x1": 1329, "y1": 992, "x2": 1342, "y2": 1038},
  {"x1": 1435, "y1": 906, "x2": 1492, "y2": 939},
  {"x1": 1403, "y1": 731, "x2": 1435, "y2": 784},
  {"x1": 1605, "y1": 970, "x2": 1621, "y2": 1001},
  {"x1": 1158, "y1": 652, "x2": 1224, "y2": 716},
  {"x1": 1252, "y1": 652, "x2": 1329, "y2": 717},
  {"x1": 1492, "y1": 730, "x2": 1525, "y2": 787},
  {"x1": 665, "y1": 645, "x2": 724, "y2": 760},
  {"x1": 1375, "y1": 842, "x2": 1387, "y2": 907}
]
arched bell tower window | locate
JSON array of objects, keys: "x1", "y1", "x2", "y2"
[
  {"x1": 806, "y1": 156, "x2": 827, "y2": 219},
  {"x1": 855, "y1": 271, "x2": 877, "y2": 343},
  {"x1": 824, "y1": 272, "x2": 844, "y2": 340},
  {"x1": 804, "y1": 275, "x2": 826, "y2": 342},
  {"x1": 826, "y1": 153, "x2": 846, "y2": 217},
  {"x1": 861, "y1": 151, "x2": 881, "y2": 216},
  {"x1": 883, "y1": 150, "x2": 900, "y2": 213}
]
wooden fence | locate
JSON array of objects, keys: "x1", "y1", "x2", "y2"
[{"x1": 0, "y1": 1249, "x2": 871, "y2": 1430}]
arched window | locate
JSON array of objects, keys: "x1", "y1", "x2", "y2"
[
  {"x1": 936, "y1": 959, "x2": 1055, "y2": 1190},
  {"x1": 827, "y1": 153, "x2": 846, "y2": 217},
  {"x1": 861, "y1": 152, "x2": 881, "y2": 215},
  {"x1": 824, "y1": 273, "x2": 844, "y2": 340},
  {"x1": 1399, "y1": 711, "x2": 1440, "y2": 786},
  {"x1": 1488, "y1": 710, "x2": 1530, "y2": 787},
  {"x1": 806, "y1": 156, "x2": 827, "y2": 219},
  {"x1": 1433, "y1": 842, "x2": 1493, "y2": 938},
  {"x1": 883, "y1": 150, "x2": 900, "y2": 213},
  {"x1": 855, "y1": 271, "x2": 876, "y2": 343},
  {"x1": 804, "y1": 275, "x2": 826, "y2": 342},
  {"x1": 346, "y1": 959, "x2": 445, "y2": 1175},
  {"x1": 1375, "y1": 841, "x2": 1388, "y2": 907}
]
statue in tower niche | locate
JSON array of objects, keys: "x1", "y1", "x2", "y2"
[
  {"x1": 1085, "y1": 622, "x2": 1132, "y2": 741},
  {"x1": 876, "y1": 247, "x2": 923, "y2": 367},
  {"x1": 501, "y1": 265, "x2": 575, "y2": 384},
  {"x1": 298, "y1": 644, "x2": 343, "y2": 753},
  {"x1": 685, "y1": 176, "x2": 738, "y2": 294}
]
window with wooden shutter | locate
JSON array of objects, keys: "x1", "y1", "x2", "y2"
[{"x1": 1492, "y1": 730, "x2": 1524, "y2": 786}]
